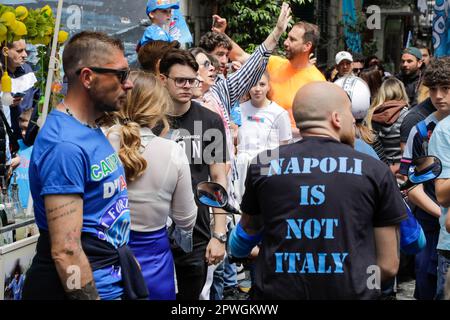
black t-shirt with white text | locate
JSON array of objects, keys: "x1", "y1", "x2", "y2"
[
  {"x1": 241, "y1": 137, "x2": 407, "y2": 300},
  {"x1": 167, "y1": 101, "x2": 228, "y2": 259}
]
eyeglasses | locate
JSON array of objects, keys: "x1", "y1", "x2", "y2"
[
  {"x1": 199, "y1": 60, "x2": 211, "y2": 69},
  {"x1": 76, "y1": 67, "x2": 131, "y2": 84},
  {"x1": 164, "y1": 75, "x2": 201, "y2": 88}
]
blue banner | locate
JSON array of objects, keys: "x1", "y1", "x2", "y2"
[
  {"x1": 169, "y1": 8, "x2": 193, "y2": 47},
  {"x1": 433, "y1": 0, "x2": 450, "y2": 57},
  {"x1": 342, "y1": 0, "x2": 362, "y2": 53}
]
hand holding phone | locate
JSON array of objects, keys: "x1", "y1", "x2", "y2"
[{"x1": 212, "y1": 15, "x2": 227, "y2": 33}]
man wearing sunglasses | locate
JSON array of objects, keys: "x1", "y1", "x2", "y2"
[{"x1": 23, "y1": 31, "x2": 148, "y2": 300}]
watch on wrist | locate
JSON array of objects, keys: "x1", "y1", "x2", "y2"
[{"x1": 213, "y1": 232, "x2": 227, "y2": 243}]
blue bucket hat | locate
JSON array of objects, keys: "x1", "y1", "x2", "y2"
[{"x1": 146, "y1": 0, "x2": 180, "y2": 16}]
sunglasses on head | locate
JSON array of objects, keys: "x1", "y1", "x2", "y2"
[{"x1": 76, "y1": 67, "x2": 131, "y2": 84}]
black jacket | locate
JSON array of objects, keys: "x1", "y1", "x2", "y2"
[{"x1": 396, "y1": 71, "x2": 421, "y2": 107}]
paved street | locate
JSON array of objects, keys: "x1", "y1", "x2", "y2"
[
  {"x1": 234, "y1": 268, "x2": 417, "y2": 300},
  {"x1": 397, "y1": 279, "x2": 416, "y2": 300}
]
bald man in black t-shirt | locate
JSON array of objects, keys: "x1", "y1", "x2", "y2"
[{"x1": 229, "y1": 82, "x2": 407, "y2": 299}]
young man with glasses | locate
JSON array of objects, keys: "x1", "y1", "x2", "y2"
[
  {"x1": 159, "y1": 49, "x2": 229, "y2": 300},
  {"x1": 22, "y1": 31, "x2": 148, "y2": 300}
]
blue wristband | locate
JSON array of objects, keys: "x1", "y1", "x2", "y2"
[
  {"x1": 228, "y1": 222, "x2": 262, "y2": 258},
  {"x1": 235, "y1": 223, "x2": 263, "y2": 243}
]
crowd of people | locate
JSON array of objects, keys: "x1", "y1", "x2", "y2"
[{"x1": 1, "y1": 0, "x2": 450, "y2": 300}]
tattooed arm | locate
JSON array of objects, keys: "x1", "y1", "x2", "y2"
[{"x1": 45, "y1": 194, "x2": 99, "y2": 300}]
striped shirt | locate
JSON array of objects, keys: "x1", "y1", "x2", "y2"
[
  {"x1": 400, "y1": 112, "x2": 438, "y2": 175},
  {"x1": 210, "y1": 43, "x2": 272, "y2": 119},
  {"x1": 206, "y1": 44, "x2": 272, "y2": 183},
  {"x1": 372, "y1": 107, "x2": 409, "y2": 164}
]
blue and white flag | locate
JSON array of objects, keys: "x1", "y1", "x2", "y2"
[
  {"x1": 342, "y1": 0, "x2": 362, "y2": 53},
  {"x1": 432, "y1": 0, "x2": 450, "y2": 57},
  {"x1": 169, "y1": 8, "x2": 193, "y2": 47}
]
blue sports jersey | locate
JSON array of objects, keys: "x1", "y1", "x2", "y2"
[
  {"x1": 139, "y1": 24, "x2": 173, "y2": 47},
  {"x1": 29, "y1": 110, "x2": 130, "y2": 300}
]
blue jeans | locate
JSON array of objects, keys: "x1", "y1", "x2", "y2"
[
  {"x1": 435, "y1": 251, "x2": 450, "y2": 300},
  {"x1": 210, "y1": 255, "x2": 238, "y2": 300}
]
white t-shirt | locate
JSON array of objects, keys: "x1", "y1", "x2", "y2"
[
  {"x1": 237, "y1": 100, "x2": 292, "y2": 156},
  {"x1": 107, "y1": 126, "x2": 197, "y2": 233}
]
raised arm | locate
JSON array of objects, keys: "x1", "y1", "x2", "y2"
[
  {"x1": 212, "y1": 2, "x2": 292, "y2": 64},
  {"x1": 45, "y1": 194, "x2": 99, "y2": 300},
  {"x1": 212, "y1": 2, "x2": 292, "y2": 112}
]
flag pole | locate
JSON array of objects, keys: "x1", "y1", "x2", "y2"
[
  {"x1": 39, "y1": 0, "x2": 64, "y2": 125},
  {"x1": 26, "y1": 0, "x2": 64, "y2": 218}
]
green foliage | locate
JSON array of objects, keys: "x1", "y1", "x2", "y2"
[
  {"x1": 0, "y1": 4, "x2": 57, "y2": 45},
  {"x1": 218, "y1": 0, "x2": 312, "y2": 53}
]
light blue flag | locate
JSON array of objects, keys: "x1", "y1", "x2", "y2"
[
  {"x1": 169, "y1": 8, "x2": 193, "y2": 47},
  {"x1": 433, "y1": 0, "x2": 450, "y2": 57},
  {"x1": 342, "y1": 0, "x2": 362, "y2": 53}
]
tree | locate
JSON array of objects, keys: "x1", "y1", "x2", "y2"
[{"x1": 217, "y1": 0, "x2": 312, "y2": 53}]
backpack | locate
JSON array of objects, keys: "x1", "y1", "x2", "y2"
[
  {"x1": 400, "y1": 199, "x2": 426, "y2": 255},
  {"x1": 415, "y1": 119, "x2": 430, "y2": 155}
]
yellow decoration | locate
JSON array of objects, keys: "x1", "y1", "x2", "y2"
[
  {"x1": 41, "y1": 5, "x2": 53, "y2": 18},
  {"x1": 0, "y1": 23, "x2": 7, "y2": 36},
  {"x1": 12, "y1": 21, "x2": 27, "y2": 36},
  {"x1": 15, "y1": 6, "x2": 29, "y2": 21},
  {"x1": 1, "y1": 71, "x2": 12, "y2": 93},
  {"x1": 0, "y1": 12, "x2": 16, "y2": 27},
  {"x1": 42, "y1": 36, "x2": 51, "y2": 45},
  {"x1": 57, "y1": 30, "x2": 69, "y2": 43},
  {"x1": 44, "y1": 26, "x2": 53, "y2": 35}
]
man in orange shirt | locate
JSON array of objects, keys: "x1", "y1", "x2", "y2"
[{"x1": 212, "y1": 16, "x2": 325, "y2": 139}]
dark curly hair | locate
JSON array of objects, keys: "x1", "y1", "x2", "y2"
[
  {"x1": 423, "y1": 57, "x2": 450, "y2": 87},
  {"x1": 198, "y1": 32, "x2": 232, "y2": 53}
]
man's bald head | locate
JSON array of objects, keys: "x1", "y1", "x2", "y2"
[
  {"x1": 293, "y1": 81, "x2": 355, "y2": 146},
  {"x1": 293, "y1": 81, "x2": 351, "y2": 131}
]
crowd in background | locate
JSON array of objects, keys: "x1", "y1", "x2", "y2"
[{"x1": 1, "y1": 0, "x2": 450, "y2": 301}]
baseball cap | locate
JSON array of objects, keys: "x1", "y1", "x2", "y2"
[
  {"x1": 335, "y1": 51, "x2": 353, "y2": 65},
  {"x1": 146, "y1": 0, "x2": 179, "y2": 16},
  {"x1": 402, "y1": 47, "x2": 422, "y2": 60},
  {"x1": 334, "y1": 76, "x2": 371, "y2": 120}
]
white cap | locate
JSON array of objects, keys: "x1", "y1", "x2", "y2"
[
  {"x1": 334, "y1": 76, "x2": 371, "y2": 120},
  {"x1": 335, "y1": 51, "x2": 353, "y2": 65}
]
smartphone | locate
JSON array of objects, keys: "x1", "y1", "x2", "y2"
[{"x1": 13, "y1": 92, "x2": 25, "y2": 98}]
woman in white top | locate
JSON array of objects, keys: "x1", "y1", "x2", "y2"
[
  {"x1": 106, "y1": 71, "x2": 197, "y2": 300},
  {"x1": 236, "y1": 72, "x2": 292, "y2": 202}
]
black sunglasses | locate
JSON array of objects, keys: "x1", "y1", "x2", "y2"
[{"x1": 76, "y1": 67, "x2": 131, "y2": 84}]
